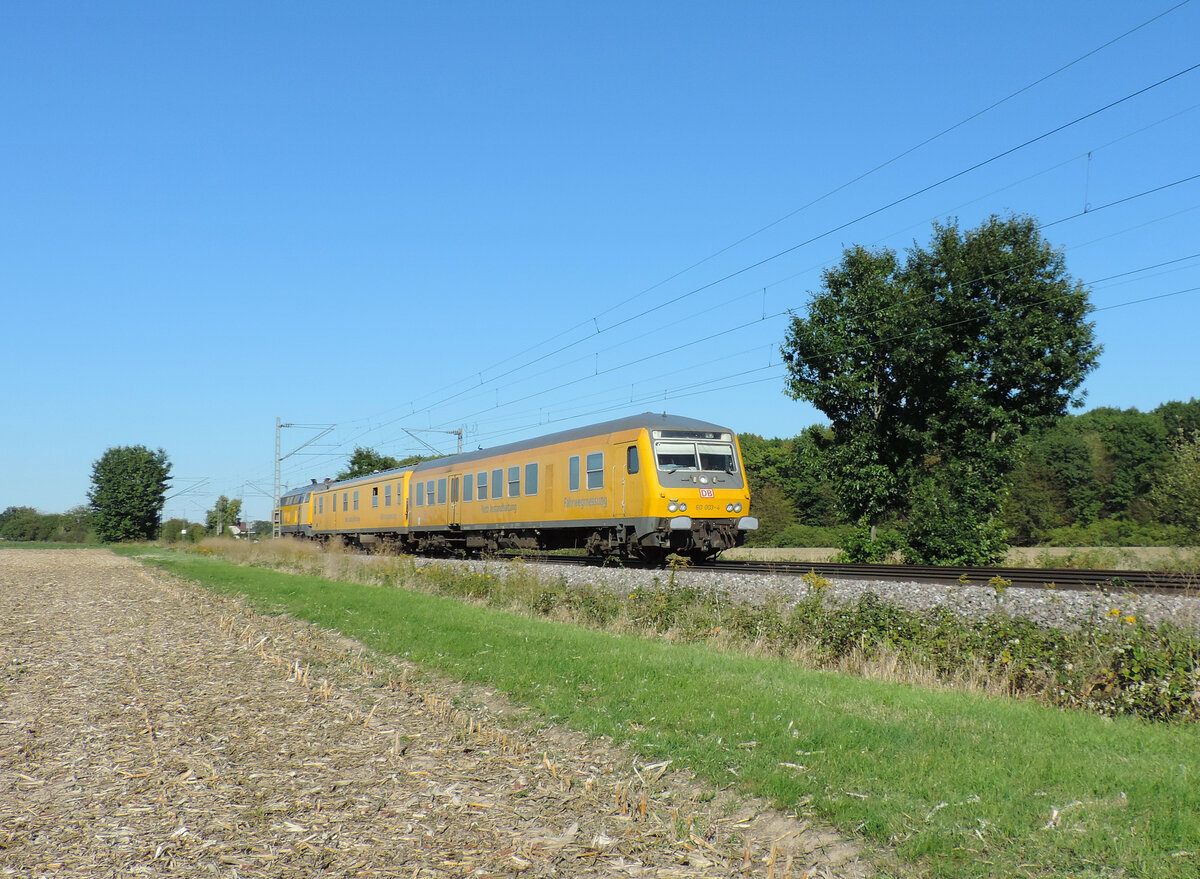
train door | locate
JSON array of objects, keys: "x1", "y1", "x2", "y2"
[
  {"x1": 620, "y1": 442, "x2": 645, "y2": 518},
  {"x1": 449, "y1": 475, "x2": 460, "y2": 526}
]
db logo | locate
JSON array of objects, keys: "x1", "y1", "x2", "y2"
[{"x1": 699, "y1": 488, "x2": 715, "y2": 498}]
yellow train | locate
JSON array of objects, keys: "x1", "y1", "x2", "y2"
[{"x1": 275, "y1": 412, "x2": 758, "y2": 563}]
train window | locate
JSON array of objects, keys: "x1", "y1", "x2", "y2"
[
  {"x1": 477, "y1": 471, "x2": 488, "y2": 499},
  {"x1": 318, "y1": 496, "x2": 324, "y2": 514},
  {"x1": 586, "y1": 452, "x2": 604, "y2": 490},
  {"x1": 450, "y1": 477, "x2": 459, "y2": 503},
  {"x1": 371, "y1": 487, "x2": 379, "y2": 509},
  {"x1": 655, "y1": 441, "x2": 699, "y2": 471},
  {"x1": 343, "y1": 492, "x2": 349, "y2": 512},
  {"x1": 492, "y1": 469, "x2": 503, "y2": 499},
  {"x1": 415, "y1": 482, "x2": 424, "y2": 506},
  {"x1": 384, "y1": 484, "x2": 392, "y2": 507},
  {"x1": 427, "y1": 480, "x2": 436, "y2": 505},
  {"x1": 627, "y1": 446, "x2": 639, "y2": 475},
  {"x1": 568, "y1": 455, "x2": 580, "y2": 491},
  {"x1": 463, "y1": 473, "x2": 474, "y2": 502},
  {"x1": 507, "y1": 466, "x2": 520, "y2": 498},
  {"x1": 698, "y1": 442, "x2": 738, "y2": 473},
  {"x1": 525, "y1": 462, "x2": 538, "y2": 495},
  {"x1": 438, "y1": 478, "x2": 447, "y2": 505},
  {"x1": 353, "y1": 490, "x2": 359, "y2": 511}
]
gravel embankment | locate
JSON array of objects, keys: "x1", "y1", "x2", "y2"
[{"x1": 437, "y1": 556, "x2": 1200, "y2": 632}]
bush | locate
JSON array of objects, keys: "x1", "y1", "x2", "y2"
[
  {"x1": 0, "y1": 507, "x2": 59, "y2": 542},
  {"x1": 834, "y1": 522, "x2": 903, "y2": 563},
  {"x1": 160, "y1": 519, "x2": 206, "y2": 543},
  {"x1": 1042, "y1": 519, "x2": 1190, "y2": 547},
  {"x1": 770, "y1": 523, "x2": 856, "y2": 548}
]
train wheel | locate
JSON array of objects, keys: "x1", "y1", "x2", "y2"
[{"x1": 635, "y1": 547, "x2": 669, "y2": 567}]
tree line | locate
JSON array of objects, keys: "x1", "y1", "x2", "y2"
[
  {"x1": 740, "y1": 400, "x2": 1200, "y2": 555},
  {"x1": 2, "y1": 446, "x2": 269, "y2": 544}
]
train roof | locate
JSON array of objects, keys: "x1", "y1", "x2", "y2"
[
  {"x1": 410, "y1": 412, "x2": 734, "y2": 473},
  {"x1": 303, "y1": 412, "x2": 736, "y2": 491}
]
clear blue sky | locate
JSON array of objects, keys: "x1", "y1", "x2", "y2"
[{"x1": 3, "y1": 1, "x2": 1198, "y2": 523}]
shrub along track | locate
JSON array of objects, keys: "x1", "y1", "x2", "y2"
[{"x1": 0, "y1": 549, "x2": 868, "y2": 878}]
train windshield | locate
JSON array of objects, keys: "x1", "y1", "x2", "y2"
[
  {"x1": 654, "y1": 440, "x2": 738, "y2": 473},
  {"x1": 698, "y1": 442, "x2": 737, "y2": 472}
]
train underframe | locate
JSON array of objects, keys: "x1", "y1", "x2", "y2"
[{"x1": 326, "y1": 518, "x2": 745, "y2": 565}]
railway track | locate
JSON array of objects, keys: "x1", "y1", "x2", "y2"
[{"x1": 504, "y1": 553, "x2": 1198, "y2": 594}]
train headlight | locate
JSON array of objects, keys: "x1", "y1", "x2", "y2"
[
  {"x1": 734, "y1": 502, "x2": 743, "y2": 513},
  {"x1": 678, "y1": 502, "x2": 687, "y2": 512},
  {"x1": 726, "y1": 503, "x2": 734, "y2": 512},
  {"x1": 668, "y1": 501, "x2": 678, "y2": 513}
]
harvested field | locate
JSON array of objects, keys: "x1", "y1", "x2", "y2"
[{"x1": 0, "y1": 549, "x2": 868, "y2": 878}]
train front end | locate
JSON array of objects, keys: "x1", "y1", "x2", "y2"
[{"x1": 638, "y1": 422, "x2": 757, "y2": 563}]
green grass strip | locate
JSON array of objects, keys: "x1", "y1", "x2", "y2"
[{"x1": 129, "y1": 548, "x2": 1200, "y2": 879}]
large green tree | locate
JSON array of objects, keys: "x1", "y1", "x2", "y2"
[
  {"x1": 782, "y1": 214, "x2": 1100, "y2": 564},
  {"x1": 88, "y1": 446, "x2": 171, "y2": 542},
  {"x1": 782, "y1": 243, "x2": 910, "y2": 533}
]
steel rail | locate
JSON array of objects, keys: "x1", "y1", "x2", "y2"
[
  {"x1": 501, "y1": 553, "x2": 1198, "y2": 594},
  {"x1": 707, "y1": 560, "x2": 1196, "y2": 594}
]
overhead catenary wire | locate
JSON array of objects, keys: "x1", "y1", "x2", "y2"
[
  {"x1": 270, "y1": 155, "x2": 1200, "y2": 492},
  {"x1": 274, "y1": 204, "x2": 1200, "y2": 489},
  {"x1": 381, "y1": 247, "x2": 1200, "y2": 456},
  {"x1": 403, "y1": 61, "x2": 1200, "y2": 430},
  {"x1": 265, "y1": 34, "x2": 1200, "y2": 494},
  {"x1": 370, "y1": 6, "x2": 1195, "y2": 424},
  {"x1": 369, "y1": 176, "x2": 1200, "y2": 437},
  {"x1": 314, "y1": 59, "x2": 1200, "y2": 472}
]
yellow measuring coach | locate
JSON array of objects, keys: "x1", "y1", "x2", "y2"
[{"x1": 276, "y1": 413, "x2": 757, "y2": 564}]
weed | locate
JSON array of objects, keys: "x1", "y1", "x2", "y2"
[
  {"x1": 800, "y1": 569, "x2": 831, "y2": 593},
  {"x1": 988, "y1": 575, "x2": 1011, "y2": 603}
]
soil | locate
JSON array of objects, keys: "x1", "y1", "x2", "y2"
[{"x1": 0, "y1": 549, "x2": 870, "y2": 878}]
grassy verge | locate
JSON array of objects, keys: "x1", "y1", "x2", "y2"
[{"x1": 120, "y1": 545, "x2": 1200, "y2": 878}]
